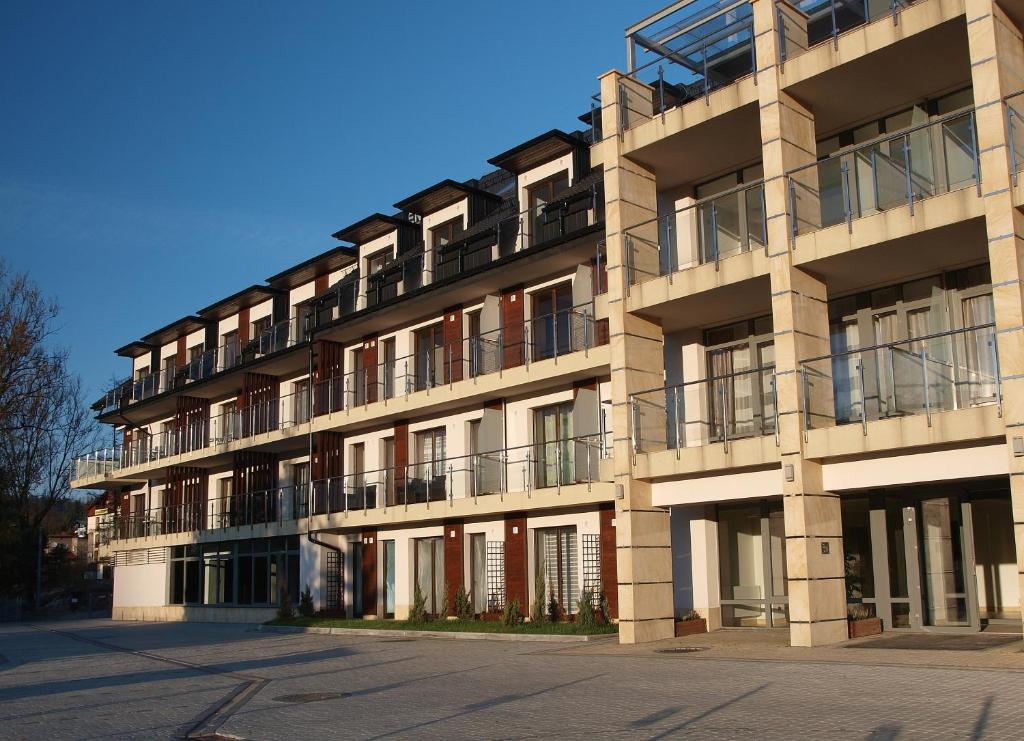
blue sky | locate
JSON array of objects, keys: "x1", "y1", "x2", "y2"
[{"x1": 1, "y1": 1, "x2": 663, "y2": 402}]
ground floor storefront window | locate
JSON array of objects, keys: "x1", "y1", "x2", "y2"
[
  {"x1": 717, "y1": 502, "x2": 788, "y2": 627},
  {"x1": 169, "y1": 536, "x2": 300, "y2": 608}
]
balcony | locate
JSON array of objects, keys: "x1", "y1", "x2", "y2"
[
  {"x1": 1006, "y1": 91, "x2": 1024, "y2": 188},
  {"x1": 789, "y1": 109, "x2": 979, "y2": 239},
  {"x1": 73, "y1": 306, "x2": 605, "y2": 485},
  {"x1": 777, "y1": 0, "x2": 914, "y2": 62},
  {"x1": 630, "y1": 365, "x2": 778, "y2": 455},
  {"x1": 97, "y1": 316, "x2": 307, "y2": 416},
  {"x1": 101, "y1": 435, "x2": 609, "y2": 542},
  {"x1": 625, "y1": 180, "x2": 766, "y2": 287},
  {"x1": 800, "y1": 324, "x2": 1000, "y2": 435},
  {"x1": 620, "y1": 0, "x2": 757, "y2": 133},
  {"x1": 314, "y1": 181, "x2": 604, "y2": 328}
]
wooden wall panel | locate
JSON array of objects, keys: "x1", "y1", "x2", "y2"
[
  {"x1": 443, "y1": 306, "x2": 463, "y2": 383},
  {"x1": 314, "y1": 340, "x2": 344, "y2": 414},
  {"x1": 312, "y1": 431, "x2": 344, "y2": 514},
  {"x1": 600, "y1": 504, "x2": 619, "y2": 619},
  {"x1": 394, "y1": 421, "x2": 409, "y2": 504},
  {"x1": 504, "y1": 514, "x2": 528, "y2": 608},
  {"x1": 500, "y1": 286, "x2": 524, "y2": 369},
  {"x1": 443, "y1": 519, "x2": 465, "y2": 616},
  {"x1": 362, "y1": 335, "x2": 378, "y2": 404},
  {"x1": 361, "y1": 529, "x2": 378, "y2": 617}
]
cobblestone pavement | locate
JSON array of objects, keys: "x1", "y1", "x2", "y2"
[{"x1": 2, "y1": 619, "x2": 1024, "y2": 740}]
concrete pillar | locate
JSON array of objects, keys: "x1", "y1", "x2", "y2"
[
  {"x1": 753, "y1": 0, "x2": 848, "y2": 646},
  {"x1": 598, "y1": 70, "x2": 675, "y2": 644},
  {"x1": 965, "y1": 0, "x2": 1024, "y2": 630}
]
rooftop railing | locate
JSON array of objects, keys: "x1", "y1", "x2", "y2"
[
  {"x1": 788, "y1": 109, "x2": 979, "y2": 239},
  {"x1": 314, "y1": 185, "x2": 604, "y2": 326},
  {"x1": 102, "y1": 434, "x2": 610, "y2": 541},
  {"x1": 624, "y1": 180, "x2": 766, "y2": 287},
  {"x1": 98, "y1": 316, "x2": 308, "y2": 416},
  {"x1": 777, "y1": 0, "x2": 912, "y2": 62},
  {"x1": 73, "y1": 306, "x2": 603, "y2": 482},
  {"x1": 620, "y1": 0, "x2": 756, "y2": 132},
  {"x1": 630, "y1": 364, "x2": 778, "y2": 455},
  {"x1": 799, "y1": 324, "x2": 1000, "y2": 434}
]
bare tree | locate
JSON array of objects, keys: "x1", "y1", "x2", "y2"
[{"x1": 0, "y1": 260, "x2": 97, "y2": 602}]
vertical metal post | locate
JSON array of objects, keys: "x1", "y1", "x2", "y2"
[
  {"x1": 702, "y1": 41, "x2": 710, "y2": 103},
  {"x1": 524, "y1": 323, "x2": 531, "y2": 369},
  {"x1": 841, "y1": 159, "x2": 853, "y2": 232},
  {"x1": 448, "y1": 464, "x2": 454, "y2": 505},
  {"x1": 448, "y1": 345, "x2": 453, "y2": 390},
  {"x1": 831, "y1": 0, "x2": 839, "y2": 50},
  {"x1": 969, "y1": 111, "x2": 982, "y2": 196},
  {"x1": 1009, "y1": 107, "x2": 1019, "y2": 188},
  {"x1": 857, "y1": 361, "x2": 868, "y2": 436},
  {"x1": 658, "y1": 65, "x2": 665, "y2": 121},
  {"x1": 921, "y1": 349, "x2": 932, "y2": 427},
  {"x1": 720, "y1": 381, "x2": 729, "y2": 452},
  {"x1": 711, "y1": 200, "x2": 720, "y2": 270},
  {"x1": 553, "y1": 310, "x2": 559, "y2": 360},
  {"x1": 630, "y1": 397, "x2": 640, "y2": 463},
  {"x1": 903, "y1": 135, "x2": 915, "y2": 216},
  {"x1": 665, "y1": 215, "x2": 675, "y2": 275},
  {"x1": 771, "y1": 372, "x2": 780, "y2": 447},
  {"x1": 674, "y1": 385, "x2": 683, "y2": 458},
  {"x1": 992, "y1": 336, "x2": 1003, "y2": 418},
  {"x1": 801, "y1": 368, "x2": 810, "y2": 442},
  {"x1": 555, "y1": 443, "x2": 562, "y2": 496},
  {"x1": 788, "y1": 177, "x2": 798, "y2": 244}
]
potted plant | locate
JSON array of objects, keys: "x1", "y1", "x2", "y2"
[
  {"x1": 847, "y1": 604, "x2": 882, "y2": 638},
  {"x1": 674, "y1": 608, "x2": 706, "y2": 637}
]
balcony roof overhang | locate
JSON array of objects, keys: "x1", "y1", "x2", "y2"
[
  {"x1": 197, "y1": 284, "x2": 284, "y2": 321},
  {"x1": 331, "y1": 213, "x2": 408, "y2": 245},
  {"x1": 393, "y1": 179, "x2": 501, "y2": 217},
  {"x1": 487, "y1": 130, "x2": 582, "y2": 175},
  {"x1": 114, "y1": 341, "x2": 154, "y2": 359},
  {"x1": 266, "y1": 244, "x2": 359, "y2": 289},
  {"x1": 139, "y1": 315, "x2": 212, "y2": 348}
]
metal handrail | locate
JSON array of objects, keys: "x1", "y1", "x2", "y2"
[{"x1": 801, "y1": 323, "x2": 995, "y2": 364}]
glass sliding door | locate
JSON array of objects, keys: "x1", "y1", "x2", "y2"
[
  {"x1": 919, "y1": 497, "x2": 972, "y2": 627},
  {"x1": 383, "y1": 540, "x2": 396, "y2": 618},
  {"x1": 530, "y1": 282, "x2": 574, "y2": 361},
  {"x1": 470, "y1": 533, "x2": 486, "y2": 616},
  {"x1": 534, "y1": 402, "x2": 573, "y2": 488},
  {"x1": 414, "y1": 537, "x2": 444, "y2": 616},
  {"x1": 536, "y1": 527, "x2": 578, "y2": 615},
  {"x1": 718, "y1": 501, "x2": 788, "y2": 627}
]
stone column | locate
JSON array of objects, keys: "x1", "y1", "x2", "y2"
[
  {"x1": 598, "y1": 70, "x2": 676, "y2": 643},
  {"x1": 965, "y1": 0, "x2": 1024, "y2": 631},
  {"x1": 753, "y1": 0, "x2": 847, "y2": 646}
]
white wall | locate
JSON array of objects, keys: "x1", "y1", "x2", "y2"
[{"x1": 113, "y1": 562, "x2": 167, "y2": 608}]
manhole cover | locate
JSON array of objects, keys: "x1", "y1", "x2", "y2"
[
  {"x1": 655, "y1": 646, "x2": 708, "y2": 654},
  {"x1": 273, "y1": 692, "x2": 350, "y2": 704}
]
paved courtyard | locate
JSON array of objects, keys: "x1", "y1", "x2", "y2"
[{"x1": 2, "y1": 619, "x2": 1024, "y2": 740}]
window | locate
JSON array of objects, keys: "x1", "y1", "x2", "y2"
[
  {"x1": 216, "y1": 477, "x2": 233, "y2": 529},
  {"x1": 367, "y1": 247, "x2": 393, "y2": 276},
  {"x1": 293, "y1": 379, "x2": 310, "y2": 424},
  {"x1": 351, "y1": 347, "x2": 367, "y2": 406},
  {"x1": 222, "y1": 330, "x2": 239, "y2": 368},
  {"x1": 704, "y1": 316, "x2": 775, "y2": 441},
  {"x1": 414, "y1": 324, "x2": 445, "y2": 391},
  {"x1": 203, "y1": 545, "x2": 234, "y2": 605},
  {"x1": 536, "y1": 527, "x2": 578, "y2": 614},
  {"x1": 170, "y1": 544, "x2": 203, "y2": 605},
  {"x1": 292, "y1": 462, "x2": 309, "y2": 519},
  {"x1": 349, "y1": 443, "x2": 366, "y2": 508},
  {"x1": 470, "y1": 533, "x2": 486, "y2": 615},
  {"x1": 411, "y1": 428, "x2": 446, "y2": 503},
  {"x1": 530, "y1": 282, "x2": 574, "y2": 360},
  {"x1": 382, "y1": 338, "x2": 396, "y2": 399},
  {"x1": 382, "y1": 437, "x2": 396, "y2": 505},
  {"x1": 430, "y1": 217, "x2": 464, "y2": 248},
  {"x1": 135, "y1": 365, "x2": 150, "y2": 382},
  {"x1": 218, "y1": 401, "x2": 239, "y2": 442},
  {"x1": 528, "y1": 171, "x2": 569, "y2": 246},
  {"x1": 251, "y1": 315, "x2": 272, "y2": 341},
  {"x1": 534, "y1": 402, "x2": 573, "y2": 488},
  {"x1": 162, "y1": 356, "x2": 177, "y2": 390},
  {"x1": 414, "y1": 537, "x2": 445, "y2": 615}
]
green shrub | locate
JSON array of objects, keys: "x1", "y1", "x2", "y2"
[
  {"x1": 576, "y1": 589, "x2": 596, "y2": 629},
  {"x1": 530, "y1": 573, "x2": 547, "y2": 623},
  {"x1": 298, "y1": 584, "x2": 315, "y2": 618},
  {"x1": 502, "y1": 599, "x2": 522, "y2": 626},
  {"x1": 453, "y1": 584, "x2": 474, "y2": 620},
  {"x1": 409, "y1": 583, "x2": 429, "y2": 624},
  {"x1": 598, "y1": 592, "x2": 610, "y2": 624},
  {"x1": 547, "y1": 589, "x2": 561, "y2": 623}
]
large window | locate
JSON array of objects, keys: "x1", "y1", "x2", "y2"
[
  {"x1": 704, "y1": 316, "x2": 775, "y2": 441},
  {"x1": 410, "y1": 428, "x2": 446, "y2": 503},
  {"x1": 170, "y1": 537, "x2": 299, "y2": 608},
  {"x1": 534, "y1": 402, "x2": 573, "y2": 488},
  {"x1": 530, "y1": 282, "x2": 574, "y2": 361},
  {"x1": 430, "y1": 217, "x2": 464, "y2": 248},
  {"x1": 414, "y1": 537, "x2": 445, "y2": 616},
  {"x1": 528, "y1": 171, "x2": 569, "y2": 246},
  {"x1": 536, "y1": 527, "x2": 578, "y2": 614},
  {"x1": 717, "y1": 502, "x2": 788, "y2": 627},
  {"x1": 470, "y1": 533, "x2": 487, "y2": 615},
  {"x1": 414, "y1": 324, "x2": 445, "y2": 391}
]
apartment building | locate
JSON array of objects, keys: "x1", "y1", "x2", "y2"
[{"x1": 75, "y1": 0, "x2": 1024, "y2": 646}]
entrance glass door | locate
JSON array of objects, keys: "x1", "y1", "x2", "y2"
[
  {"x1": 919, "y1": 497, "x2": 975, "y2": 628},
  {"x1": 718, "y1": 501, "x2": 788, "y2": 627}
]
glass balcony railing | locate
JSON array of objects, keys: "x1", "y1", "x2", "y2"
[
  {"x1": 621, "y1": 0, "x2": 756, "y2": 132},
  {"x1": 314, "y1": 184, "x2": 604, "y2": 327},
  {"x1": 777, "y1": 0, "x2": 913, "y2": 61},
  {"x1": 1006, "y1": 91, "x2": 1024, "y2": 183},
  {"x1": 630, "y1": 365, "x2": 778, "y2": 454},
  {"x1": 789, "y1": 109, "x2": 979, "y2": 238},
  {"x1": 800, "y1": 324, "x2": 1000, "y2": 432},
  {"x1": 102, "y1": 435, "x2": 610, "y2": 541},
  {"x1": 73, "y1": 307, "x2": 605, "y2": 483},
  {"x1": 625, "y1": 180, "x2": 766, "y2": 286},
  {"x1": 97, "y1": 316, "x2": 308, "y2": 416}
]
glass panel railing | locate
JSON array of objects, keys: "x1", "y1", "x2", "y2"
[
  {"x1": 800, "y1": 324, "x2": 1000, "y2": 432},
  {"x1": 622, "y1": 0, "x2": 756, "y2": 132},
  {"x1": 779, "y1": 0, "x2": 912, "y2": 61},
  {"x1": 630, "y1": 365, "x2": 778, "y2": 454},
  {"x1": 789, "y1": 109, "x2": 979, "y2": 238},
  {"x1": 625, "y1": 180, "x2": 766, "y2": 285},
  {"x1": 1006, "y1": 91, "x2": 1024, "y2": 181}
]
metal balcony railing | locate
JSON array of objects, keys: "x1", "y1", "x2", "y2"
[
  {"x1": 630, "y1": 365, "x2": 779, "y2": 455},
  {"x1": 1006, "y1": 91, "x2": 1024, "y2": 185},
  {"x1": 777, "y1": 0, "x2": 913, "y2": 61},
  {"x1": 800, "y1": 324, "x2": 1000, "y2": 433},
  {"x1": 625, "y1": 180, "x2": 766, "y2": 286},
  {"x1": 73, "y1": 307, "x2": 603, "y2": 482},
  {"x1": 788, "y1": 109, "x2": 980, "y2": 239},
  {"x1": 97, "y1": 316, "x2": 308, "y2": 415},
  {"x1": 621, "y1": 0, "x2": 756, "y2": 132}
]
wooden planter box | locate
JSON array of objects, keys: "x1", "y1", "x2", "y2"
[
  {"x1": 674, "y1": 618, "x2": 707, "y2": 637},
  {"x1": 848, "y1": 616, "x2": 882, "y2": 639}
]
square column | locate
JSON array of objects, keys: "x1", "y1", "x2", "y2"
[
  {"x1": 966, "y1": 0, "x2": 1024, "y2": 631},
  {"x1": 599, "y1": 69, "x2": 675, "y2": 643},
  {"x1": 752, "y1": 0, "x2": 847, "y2": 645}
]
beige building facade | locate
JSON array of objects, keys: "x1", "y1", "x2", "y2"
[{"x1": 75, "y1": 0, "x2": 1024, "y2": 646}]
